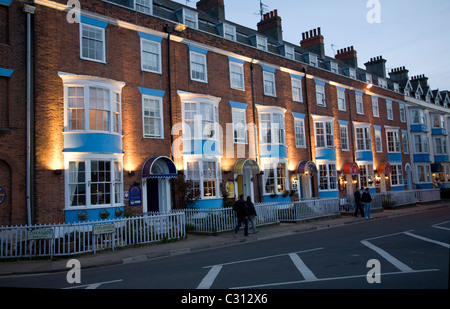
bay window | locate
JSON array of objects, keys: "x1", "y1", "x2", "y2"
[
  {"x1": 259, "y1": 110, "x2": 285, "y2": 145},
  {"x1": 359, "y1": 164, "x2": 374, "y2": 189},
  {"x1": 318, "y1": 162, "x2": 337, "y2": 191},
  {"x1": 391, "y1": 164, "x2": 404, "y2": 186},
  {"x1": 263, "y1": 161, "x2": 287, "y2": 195},
  {"x1": 185, "y1": 159, "x2": 221, "y2": 198}
]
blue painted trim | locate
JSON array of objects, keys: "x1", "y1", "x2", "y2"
[
  {"x1": 259, "y1": 145, "x2": 287, "y2": 158},
  {"x1": 228, "y1": 56, "x2": 245, "y2": 64},
  {"x1": 262, "y1": 195, "x2": 291, "y2": 203},
  {"x1": 390, "y1": 186, "x2": 405, "y2": 192},
  {"x1": 0, "y1": 0, "x2": 12, "y2": 6},
  {"x1": 388, "y1": 152, "x2": 402, "y2": 162},
  {"x1": 339, "y1": 120, "x2": 348, "y2": 126},
  {"x1": 182, "y1": 140, "x2": 221, "y2": 156},
  {"x1": 290, "y1": 74, "x2": 303, "y2": 80},
  {"x1": 0, "y1": 68, "x2": 14, "y2": 77},
  {"x1": 374, "y1": 125, "x2": 382, "y2": 130},
  {"x1": 355, "y1": 91, "x2": 363, "y2": 96},
  {"x1": 336, "y1": 86, "x2": 346, "y2": 92},
  {"x1": 356, "y1": 150, "x2": 373, "y2": 161},
  {"x1": 65, "y1": 206, "x2": 125, "y2": 224},
  {"x1": 189, "y1": 45, "x2": 208, "y2": 55},
  {"x1": 402, "y1": 130, "x2": 408, "y2": 134},
  {"x1": 229, "y1": 101, "x2": 247, "y2": 110},
  {"x1": 431, "y1": 128, "x2": 446, "y2": 135},
  {"x1": 189, "y1": 199, "x2": 223, "y2": 209},
  {"x1": 435, "y1": 155, "x2": 449, "y2": 163},
  {"x1": 416, "y1": 183, "x2": 432, "y2": 189},
  {"x1": 139, "y1": 87, "x2": 165, "y2": 97},
  {"x1": 318, "y1": 190, "x2": 339, "y2": 198},
  {"x1": 413, "y1": 154, "x2": 430, "y2": 162},
  {"x1": 314, "y1": 79, "x2": 325, "y2": 86},
  {"x1": 410, "y1": 124, "x2": 427, "y2": 132},
  {"x1": 261, "y1": 65, "x2": 276, "y2": 73},
  {"x1": 315, "y1": 148, "x2": 336, "y2": 160},
  {"x1": 64, "y1": 133, "x2": 122, "y2": 154},
  {"x1": 138, "y1": 31, "x2": 163, "y2": 43},
  {"x1": 80, "y1": 15, "x2": 108, "y2": 28},
  {"x1": 293, "y1": 112, "x2": 305, "y2": 119}
]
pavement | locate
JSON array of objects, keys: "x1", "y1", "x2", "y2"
[{"x1": 0, "y1": 201, "x2": 448, "y2": 277}]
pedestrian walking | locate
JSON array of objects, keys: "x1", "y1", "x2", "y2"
[
  {"x1": 361, "y1": 187, "x2": 372, "y2": 219},
  {"x1": 353, "y1": 187, "x2": 364, "y2": 217},
  {"x1": 246, "y1": 196, "x2": 258, "y2": 234},
  {"x1": 233, "y1": 194, "x2": 249, "y2": 237}
]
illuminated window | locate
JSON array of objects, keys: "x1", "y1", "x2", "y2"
[
  {"x1": 318, "y1": 163, "x2": 337, "y2": 191},
  {"x1": 185, "y1": 159, "x2": 221, "y2": 199},
  {"x1": 264, "y1": 162, "x2": 287, "y2": 195},
  {"x1": 315, "y1": 120, "x2": 334, "y2": 148},
  {"x1": 143, "y1": 95, "x2": 163, "y2": 138}
]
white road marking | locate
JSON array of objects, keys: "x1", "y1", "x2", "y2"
[
  {"x1": 288, "y1": 253, "x2": 317, "y2": 281},
  {"x1": 230, "y1": 269, "x2": 439, "y2": 289},
  {"x1": 361, "y1": 240, "x2": 413, "y2": 272},
  {"x1": 63, "y1": 279, "x2": 123, "y2": 289},
  {"x1": 403, "y1": 231, "x2": 450, "y2": 248},
  {"x1": 197, "y1": 265, "x2": 222, "y2": 289},
  {"x1": 432, "y1": 220, "x2": 450, "y2": 231}
]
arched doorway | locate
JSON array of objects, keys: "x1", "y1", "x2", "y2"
[
  {"x1": 233, "y1": 159, "x2": 260, "y2": 202},
  {"x1": 296, "y1": 161, "x2": 317, "y2": 199},
  {"x1": 142, "y1": 156, "x2": 177, "y2": 213}
]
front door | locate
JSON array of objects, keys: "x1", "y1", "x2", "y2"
[{"x1": 147, "y1": 178, "x2": 159, "y2": 212}]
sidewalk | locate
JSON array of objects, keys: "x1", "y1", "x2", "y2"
[{"x1": 0, "y1": 201, "x2": 448, "y2": 277}]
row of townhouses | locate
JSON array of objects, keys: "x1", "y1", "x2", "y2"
[{"x1": 0, "y1": 0, "x2": 449, "y2": 225}]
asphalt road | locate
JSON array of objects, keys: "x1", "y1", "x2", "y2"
[{"x1": 0, "y1": 207, "x2": 448, "y2": 295}]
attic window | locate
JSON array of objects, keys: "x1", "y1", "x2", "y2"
[
  {"x1": 135, "y1": 0, "x2": 152, "y2": 14},
  {"x1": 255, "y1": 35, "x2": 267, "y2": 51},
  {"x1": 378, "y1": 77, "x2": 387, "y2": 89},
  {"x1": 183, "y1": 8, "x2": 198, "y2": 29},
  {"x1": 223, "y1": 24, "x2": 236, "y2": 41},
  {"x1": 330, "y1": 62, "x2": 338, "y2": 73},
  {"x1": 284, "y1": 45, "x2": 294, "y2": 60}
]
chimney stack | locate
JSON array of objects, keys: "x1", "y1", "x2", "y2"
[
  {"x1": 300, "y1": 27, "x2": 325, "y2": 58},
  {"x1": 411, "y1": 74, "x2": 429, "y2": 88},
  {"x1": 335, "y1": 46, "x2": 358, "y2": 68},
  {"x1": 389, "y1": 66, "x2": 409, "y2": 82},
  {"x1": 364, "y1": 55, "x2": 387, "y2": 78},
  {"x1": 196, "y1": 0, "x2": 225, "y2": 21},
  {"x1": 257, "y1": 9, "x2": 283, "y2": 42}
]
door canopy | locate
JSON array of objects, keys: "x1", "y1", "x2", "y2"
[
  {"x1": 378, "y1": 162, "x2": 392, "y2": 175},
  {"x1": 142, "y1": 156, "x2": 178, "y2": 178},
  {"x1": 297, "y1": 161, "x2": 318, "y2": 175},
  {"x1": 342, "y1": 162, "x2": 360, "y2": 175},
  {"x1": 233, "y1": 159, "x2": 260, "y2": 175}
]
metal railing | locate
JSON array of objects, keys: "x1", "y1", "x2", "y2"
[{"x1": 0, "y1": 212, "x2": 185, "y2": 259}]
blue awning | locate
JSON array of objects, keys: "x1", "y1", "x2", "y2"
[{"x1": 142, "y1": 156, "x2": 178, "y2": 178}]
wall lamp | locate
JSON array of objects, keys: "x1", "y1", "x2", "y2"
[
  {"x1": 366, "y1": 83, "x2": 374, "y2": 90},
  {"x1": 54, "y1": 169, "x2": 62, "y2": 175}
]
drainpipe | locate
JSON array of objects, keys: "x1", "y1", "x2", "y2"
[
  {"x1": 302, "y1": 67, "x2": 315, "y2": 197},
  {"x1": 250, "y1": 60, "x2": 262, "y2": 202},
  {"x1": 24, "y1": 3, "x2": 35, "y2": 226}
]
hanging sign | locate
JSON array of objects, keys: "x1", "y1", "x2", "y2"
[{"x1": 129, "y1": 184, "x2": 142, "y2": 206}]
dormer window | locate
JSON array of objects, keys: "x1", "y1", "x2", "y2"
[
  {"x1": 135, "y1": 0, "x2": 152, "y2": 14},
  {"x1": 378, "y1": 77, "x2": 387, "y2": 89},
  {"x1": 343, "y1": 68, "x2": 356, "y2": 79},
  {"x1": 256, "y1": 35, "x2": 267, "y2": 51},
  {"x1": 393, "y1": 83, "x2": 400, "y2": 93},
  {"x1": 182, "y1": 8, "x2": 198, "y2": 29},
  {"x1": 223, "y1": 24, "x2": 236, "y2": 41},
  {"x1": 305, "y1": 53, "x2": 318, "y2": 67},
  {"x1": 284, "y1": 45, "x2": 294, "y2": 60},
  {"x1": 365, "y1": 73, "x2": 372, "y2": 84}
]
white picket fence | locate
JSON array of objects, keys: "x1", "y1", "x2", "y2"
[
  {"x1": 184, "y1": 198, "x2": 340, "y2": 234},
  {"x1": 0, "y1": 212, "x2": 185, "y2": 259}
]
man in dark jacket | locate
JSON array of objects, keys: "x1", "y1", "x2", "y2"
[
  {"x1": 361, "y1": 188, "x2": 373, "y2": 219},
  {"x1": 233, "y1": 194, "x2": 249, "y2": 237},
  {"x1": 353, "y1": 187, "x2": 364, "y2": 217}
]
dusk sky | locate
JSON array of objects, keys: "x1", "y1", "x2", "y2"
[{"x1": 174, "y1": 0, "x2": 450, "y2": 91}]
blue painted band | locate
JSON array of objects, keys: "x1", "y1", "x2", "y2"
[
  {"x1": 80, "y1": 15, "x2": 108, "y2": 28},
  {"x1": 229, "y1": 101, "x2": 247, "y2": 110},
  {"x1": 139, "y1": 87, "x2": 165, "y2": 97},
  {"x1": 0, "y1": 68, "x2": 14, "y2": 77},
  {"x1": 64, "y1": 133, "x2": 122, "y2": 154},
  {"x1": 292, "y1": 112, "x2": 305, "y2": 119},
  {"x1": 189, "y1": 45, "x2": 208, "y2": 54},
  {"x1": 138, "y1": 31, "x2": 163, "y2": 43},
  {"x1": 228, "y1": 56, "x2": 245, "y2": 64}
]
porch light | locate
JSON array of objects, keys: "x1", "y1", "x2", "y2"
[{"x1": 366, "y1": 83, "x2": 373, "y2": 90}]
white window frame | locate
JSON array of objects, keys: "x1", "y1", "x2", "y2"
[
  {"x1": 256, "y1": 35, "x2": 267, "y2": 51},
  {"x1": 411, "y1": 109, "x2": 426, "y2": 125},
  {"x1": 402, "y1": 132, "x2": 409, "y2": 154},
  {"x1": 416, "y1": 163, "x2": 431, "y2": 183},
  {"x1": 356, "y1": 93, "x2": 364, "y2": 115},
  {"x1": 355, "y1": 125, "x2": 371, "y2": 151},
  {"x1": 135, "y1": 0, "x2": 153, "y2": 15},
  {"x1": 340, "y1": 124, "x2": 349, "y2": 151},
  {"x1": 140, "y1": 38, "x2": 162, "y2": 74},
  {"x1": 386, "y1": 101, "x2": 393, "y2": 120},
  {"x1": 390, "y1": 164, "x2": 404, "y2": 187},
  {"x1": 224, "y1": 23, "x2": 236, "y2": 41},
  {"x1": 372, "y1": 97, "x2": 379, "y2": 117},
  {"x1": 229, "y1": 61, "x2": 244, "y2": 90},
  {"x1": 314, "y1": 119, "x2": 334, "y2": 149},
  {"x1": 291, "y1": 77, "x2": 303, "y2": 102},
  {"x1": 142, "y1": 95, "x2": 163, "y2": 139},
  {"x1": 318, "y1": 161, "x2": 338, "y2": 192},
  {"x1": 263, "y1": 71, "x2": 276, "y2": 97},
  {"x1": 294, "y1": 118, "x2": 306, "y2": 148},
  {"x1": 434, "y1": 136, "x2": 448, "y2": 155},
  {"x1": 184, "y1": 158, "x2": 221, "y2": 199},
  {"x1": 337, "y1": 88, "x2": 346, "y2": 111},
  {"x1": 80, "y1": 23, "x2": 106, "y2": 63},
  {"x1": 262, "y1": 160, "x2": 288, "y2": 195},
  {"x1": 232, "y1": 108, "x2": 247, "y2": 144},
  {"x1": 315, "y1": 84, "x2": 326, "y2": 107},
  {"x1": 413, "y1": 133, "x2": 429, "y2": 154},
  {"x1": 190, "y1": 51, "x2": 208, "y2": 83},
  {"x1": 375, "y1": 128, "x2": 382, "y2": 153},
  {"x1": 359, "y1": 164, "x2": 374, "y2": 189},
  {"x1": 285, "y1": 45, "x2": 295, "y2": 60},
  {"x1": 399, "y1": 104, "x2": 406, "y2": 122},
  {"x1": 64, "y1": 154, "x2": 123, "y2": 210},
  {"x1": 386, "y1": 129, "x2": 400, "y2": 153},
  {"x1": 183, "y1": 8, "x2": 198, "y2": 29}
]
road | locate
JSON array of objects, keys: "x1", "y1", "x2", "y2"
[{"x1": 0, "y1": 207, "x2": 448, "y2": 295}]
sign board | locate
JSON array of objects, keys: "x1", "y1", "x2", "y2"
[
  {"x1": 28, "y1": 228, "x2": 54, "y2": 240},
  {"x1": 226, "y1": 181, "x2": 235, "y2": 198},
  {"x1": 129, "y1": 184, "x2": 142, "y2": 206},
  {"x1": 93, "y1": 223, "x2": 116, "y2": 235}
]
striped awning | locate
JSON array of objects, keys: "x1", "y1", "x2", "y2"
[
  {"x1": 296, "y1": 161, "x2": 318, "y2": 174},
  {"x1": 342, "y1": 162, "x2": 360, "y2": 175},
  {"x1": 378, "y1": 162, "x2": 392, "y2": 175},
  {"x1": 234, "y1": 159, "x2": 260, "y2": 175},
  {"x1": 142, "y1": 156, "x2": 178, "y2": 178}
]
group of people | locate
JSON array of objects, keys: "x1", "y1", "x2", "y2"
[
  {"x1": 354, "y1": 187, "x2": 373, "y2": 219},
  {"x1": 233, "y1": 194, "x2": 258, "y2": 237}
]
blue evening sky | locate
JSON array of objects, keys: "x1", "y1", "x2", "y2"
[{"x1": 173, "y1": 0, "x2": 450, "y2": 91}]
